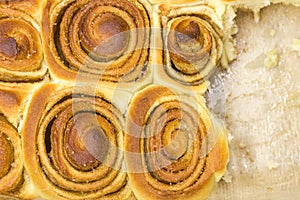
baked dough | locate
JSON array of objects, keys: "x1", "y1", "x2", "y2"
[
  {"x1": 22, "y1": 83, "x2": 133, "y2": 199},
  {"x1": 41, "y1": 0, "x2": 153, "y2": 91},
  {"x1": 153, "y1": 1, "x2": 236, "y2": 94},
  {"x1": 0, "y1": 0, "x2": 233, "y2": 198},
  {"x1": 0, "y1": 0, "x2": 253, "y2": 199},
  {"x1": 0, "y1": 114, "x2": 23, "y2": 196},
  {"x1": 0, "y1": 85, "x2": 38, "y2": 199},
  {"x1": 125, "y1": 85, "x2": 229, "y2": 200},
  {"x1": 0, "y1": 1, "x2": 47, "y2": 82}
]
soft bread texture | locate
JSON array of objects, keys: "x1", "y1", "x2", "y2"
[
  {"x1": 0, "y1": 0, "x2": 249, "y2": 199},
  {"x1": 153, "y1": 1, "x2": 236, "y2": 94},
  {"x1": 0, "y1": 83, "x2": 34, "y2": 127},
  {"x1": 0, "y1": 0, "x2": 233, "y2": 199},
  {"x1": 0, "y1": 0, "x2": 232, "y2": 199},
  {"x1": 41, "y1": 0, "x2": 154, "y2": 92},
  {"x1": 0, "y1": 85, "x2": 27, "y2": 114},
  {"x1": 0, "y1": 86, "x2": 38, "y2": 199},
  {"x1": 0, "y1": 0, "x2": 48, "y2": 82},
  {"x1": 22, "y1": 83, "x2": 133, "y2": 200},
  {"x1": 125, "y1": 85, "x2": 229, "y2": 200},
  {"x1": 0, "y1": 114, "x2": 24, "y2": 196}
]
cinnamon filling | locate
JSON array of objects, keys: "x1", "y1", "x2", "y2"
[
  {"x1": 65, "y1": 124, "x2": 100, "y2": 169},
  {"x1": 81, "y1": 13, "x2": 130, "y2": 59},
  {"x1": 175, "y1": 20, "x2": 203, "y2": 46},
  {"x1": 80, "y1": 126, "x2": 109, "y2": 163},
  {"x1": 164, "y1": 130, "x2": 188, "y2": 160},
  {"x1": 0, "y1": 37, "x2": 18, "y2": 58},
  {"x1": 0, "y1": 17, "x2": 42, "y2": 72},
  {"x1": 167, "y1": 18, "x2": 214, "y2": 77}
]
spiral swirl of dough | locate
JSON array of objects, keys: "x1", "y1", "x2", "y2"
[
  {"x1": 125, "y1": 85, "x2": 229, "y2": 200},
  {"x1": 23, "y1": 85, "x2": 132, "y2": 200},
  {"x1": 43, "y1": 0, "x2": 150, "y2": 83}
]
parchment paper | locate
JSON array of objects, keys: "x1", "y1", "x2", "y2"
[{"x1": 207, "y1": 3, "x2": 300, "y2": 200}]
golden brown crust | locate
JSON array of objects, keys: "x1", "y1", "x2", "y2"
[
  {"x1": 0, "y1": 83, "x2": 41, "y2": 199},
  {"x1": 0, "y1": 2, "x2": 47, "y2": 82},
  {"x1": 125, "y1": 85, "x2": 229, "y2": 200},
  {"x1": 0, "y1": 0, "x2": 236, "y2": 199},
  {"x1": 0, "y1": 0, "x2": 40, "y2": 17},
  {"x1": 22, "y1": 83, "x2": 133, "y2": 200},
  {"x1": 153, "y1": 2, "x2": 230, "y2": 94},
  {"x1": 41, "y1": 0, "x2": 153, "y2": 91},
  {"x1": 0, "y1": 83, "x2": 37, "y2": 127},
  {"x1": 0, "y1": 113, "x2": 38, "y2": 199},
  {"x1": 0, "y1": 114, "x2": 23, "y2": 195}
]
